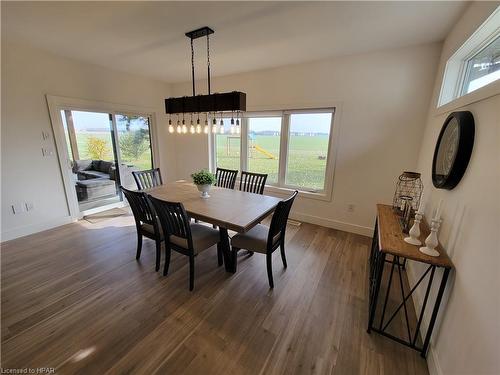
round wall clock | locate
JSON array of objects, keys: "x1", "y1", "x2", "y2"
[{"x1": 432, "y1": 111, "x2": 474, "y2": 190}]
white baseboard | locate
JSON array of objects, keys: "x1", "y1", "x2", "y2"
[
  {"x1": 290, "y1": 211, "x2": 373, "y2": 237},
  {"x1": 1, "y1": 216, "x2": 75, "y2": 242}
]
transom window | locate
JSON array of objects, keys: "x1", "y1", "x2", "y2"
[
  {"x1": 211, "y1": 108, "x2": 335, "y2": 194},
  {"x1": 439, "y1": 6, "x2": 500, "y2": 106}
]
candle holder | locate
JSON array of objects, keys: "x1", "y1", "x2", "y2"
[
  {"x1": 404, "y1": 211, "x2": 423, "y2": 245},
  {"x1": 419, "y1": 218, "x2": 442, "y2": 257}
]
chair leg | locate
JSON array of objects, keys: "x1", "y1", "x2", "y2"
[
  {"x1": 163, "y1": 246, "x2": 171, "y2": 276},
  {"x1": 280, "y1": 241, "x2": 287, "y2": 269},
  {"x1": 136, "y1": 232, "x2": 143, "y2": 260},
  {"x1": 232, "y1": 247, "x2": 240, "y2": 272},
  {"x1": 217, "y1": 243, "x2": 223, "y2": 266},
  {"x1": 189, "y1": 255, "x2": 195, "y2": 291},
  {"x1": 155, "y1": 240, "x2": 162, "y2": 272},
  {"x1": 266, "y1": 253, "x2": 274, "y2": 289},
  {"x1": 247, "y1": 250, "x2": 254, "y2": 256}
]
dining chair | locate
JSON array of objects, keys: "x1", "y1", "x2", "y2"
[
  {"x1": 230, "y1": 190, "x2": 298, "y2": 288},
  {"x1": 121, "y1": 187, "x2": 163, "y2": 272},
  {"x1": 215, "y1": 167, "x2": 238, "y2": 189},
  {"x1": 147, "y1": 195, "x2": 222, "y2": 291},
  {"x1": 239, "y1": 171, "x2": 268, "y2": 195},
  {"x1": 132, "y1": 168, "x2": 163, "y2": 190}
]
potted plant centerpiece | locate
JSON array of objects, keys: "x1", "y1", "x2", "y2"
[{"x1": 191, "y1": 169, "x2": 216, "y2": 198}]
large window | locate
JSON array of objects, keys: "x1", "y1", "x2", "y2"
[
  {"x1": 247, "y1": 116, "x2": 281, "y2": 183},
  {"x1": 286, "y1": 113, "x2": 332, "y2": 191},
  {"x1": 212, "y1": 109, "x2": 335, "y2": 194}
]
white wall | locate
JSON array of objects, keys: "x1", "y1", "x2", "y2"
[
  {"x1": 1, "y1": 39, "x2": 175, "y2": 241},
  {"x1": 171, "y1": 43, "x2": 442, "y2": 235},
  {"x1": 407, "y1": 3, "x2": 500, "y2": 375}
]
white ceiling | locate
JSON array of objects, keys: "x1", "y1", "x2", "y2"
[{"x1": 3, "y1": 1, "x2": 468, "y2": 83}]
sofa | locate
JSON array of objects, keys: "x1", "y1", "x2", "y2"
[
  {"x1": 73, "y1": 160, "x2": 117, "y2": 202},
  {"x1": 72, "y1": 159, "x2": 139, "y2": 202}
]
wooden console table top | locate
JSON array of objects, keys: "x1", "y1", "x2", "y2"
[{"x1": 376, "y1": 204, "x2": 453, "y2": 269}]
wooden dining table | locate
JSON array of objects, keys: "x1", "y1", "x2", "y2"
[{"x1": 144, "y1": 181, "x2": 282, "y2": 272}]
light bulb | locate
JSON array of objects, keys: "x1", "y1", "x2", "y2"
[
  {"x1": 236, "y1": 126, "x2": 240, "y2": 134},
  {"x1": 190, "y1": 125, "x2": 195, "y2": 134},
  {"x1": 168, "y1": 125, "x2": 174, "y2": 133},
  {"x1": 220, "y1": 126, "x2": 225, "y2": 134},
  {"x1": 230, "y1": 125, "x2": 235, "y2": 134},
  {"x1": 204, "y1": 125, "x2": 209, "y2": 134},
  {"x1": 196, "y1": 125, "x2": 201, "y2": 133},
  {"x1": 220, "y1": 119, "x2": 224, "y2": 126},
  {"x1": 176, "y1": 125, "x2": 182, "y2": 134},
  {"x1": 182, "y1": 124, "x2": 187, "y2": 133},
  {"x1": 212, "y1": 124, "x2": 218, "y2": 133}
]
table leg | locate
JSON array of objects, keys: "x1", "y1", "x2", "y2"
[
  {"x1": 219, "y1": 227, "x2": 235, "y2": 273},
  {"x1": 420, "y1": 267, "x2": 450, "y2": 357}
]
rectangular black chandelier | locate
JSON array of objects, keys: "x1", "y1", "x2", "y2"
[
  {"x1": 164, "y1": 26, "x2": 247, "y2": 116},
  {"x1": 165, "y1": 91, "x2": 246, "y2": 114}
]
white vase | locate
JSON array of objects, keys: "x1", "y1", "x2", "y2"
[{"x1": 197, "y1": 184, "x2": 211, "y2": 199}]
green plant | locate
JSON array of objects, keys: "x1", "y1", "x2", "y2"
[
  {"x1": 191, "y1": 169, "x2": 216, "y2": 186},
  {"x1": 87, "y1": 136, "x2": 111, "y2": 160},
  {"x1": 119, "y1": 131, "x2": 149, "y2": 160}
]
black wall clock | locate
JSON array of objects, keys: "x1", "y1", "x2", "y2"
[{"x1": 432, "y1": 111, "x2": 475, "y2": 190}]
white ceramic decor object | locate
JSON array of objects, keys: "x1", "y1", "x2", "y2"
[
  {"x1": 404, "y1": 211, "x2": 423, "y2": 245},
  {"x1": 197, "y1": 184, "x2": 211, "y2": 199},
  {"x1": 419, "y1": 218, "x2": 442, "y2": 257}
]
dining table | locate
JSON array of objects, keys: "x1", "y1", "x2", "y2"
[{"x1": 144, "y1": 181, "x2": 283, "y2": 272}]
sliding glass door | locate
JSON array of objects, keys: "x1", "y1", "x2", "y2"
[
  {"x1": 115, "y1": 114, "x2": 153, "y2": 190},
  {"x1": 59, "y1": 109, "x2": 154, "y2": 214}
]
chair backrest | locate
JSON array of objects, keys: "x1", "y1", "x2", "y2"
[
  {"x1": 133, "y1": 168, "x2": 163, "y2": 190},
  {"x1": 121, "y1": 186, "x2": 156, "y2": 226},
  {"x1": 239, "y1": 171, "x2": 268, "y2": 194},
  {"x1": 267, "y1": 190, "x2": 298, "y2": 248},
  {"x1": 215, "y1": 168, "x2": 238, "y2": 189},
  {"x1": 147, "y1": 195, "x2": 193, "y2": 249}
]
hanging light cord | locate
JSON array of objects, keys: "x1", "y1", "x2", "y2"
[
  {"x1": 191, "y1": 37, "x2": 195, "y2": 96},
  {"x1": 207, "y1": 33, "x2": 211, "y2": 95}
]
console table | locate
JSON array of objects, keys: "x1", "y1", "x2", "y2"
[{"x1": 367, "y1": 204, "x2": 453, "y2": 357}]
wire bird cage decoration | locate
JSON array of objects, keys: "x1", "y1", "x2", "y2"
[{"x1": 392, "y1": 171, "x2": 423, "y2": 214}]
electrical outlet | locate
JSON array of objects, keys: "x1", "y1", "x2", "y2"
[
  {"x1": 25, "y1": 202, "x2": 34, "y2": 211},
  {"x1": 347, "y1": 204, "x2": 355, "y2": 213}
]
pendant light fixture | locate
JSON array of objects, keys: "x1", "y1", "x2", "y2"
[{"x1": 166, "y1": 26, "x2": 246, "y2": 135}]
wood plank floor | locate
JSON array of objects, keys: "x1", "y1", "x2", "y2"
[{"x1": 1, "y1": 213, "x2": 429, "y2": 374}]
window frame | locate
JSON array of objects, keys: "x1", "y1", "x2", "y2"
[
  {"x1": 438, "y1": 6, "x2": 500, "y2": 108},
  {"x1": 210, "y1": 107, "x2": 337, "y2": 201}
]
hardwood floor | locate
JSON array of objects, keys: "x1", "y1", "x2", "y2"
[{"x1": 1, "y1": 213, "x2": 429, "y2": 374}]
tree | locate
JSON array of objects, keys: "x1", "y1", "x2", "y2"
[
  {"x1": 119, "y1": 131, "x2": 149, "y2": 160},
  {"x1": 87, "y1": 136, "x2": 111, "y2": 160},
  {"x1": 119, "y1": 115, "x2": 147, "y2": 132}
]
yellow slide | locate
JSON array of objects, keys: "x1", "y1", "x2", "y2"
[{"x1": 253, "y1": 145, "x2": 277, "y2": 159}]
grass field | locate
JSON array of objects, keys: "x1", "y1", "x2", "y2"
[
  {"x1": 72, "y1": 132, "x2": 152, "y2": 170},
  {"x1": 216, "y1": 134, "x2": 329, "y2": 190}
]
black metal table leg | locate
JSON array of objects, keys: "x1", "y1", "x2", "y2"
[
  {"x1": 421, "y1": 267, "x2": 450, "y2": 357},
  {"x1": 219, "y1": 227, "x2": 234, "y2": 273},
  {"x1": 368, "y1": 250, "x2": 385, "y2": 333}
]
